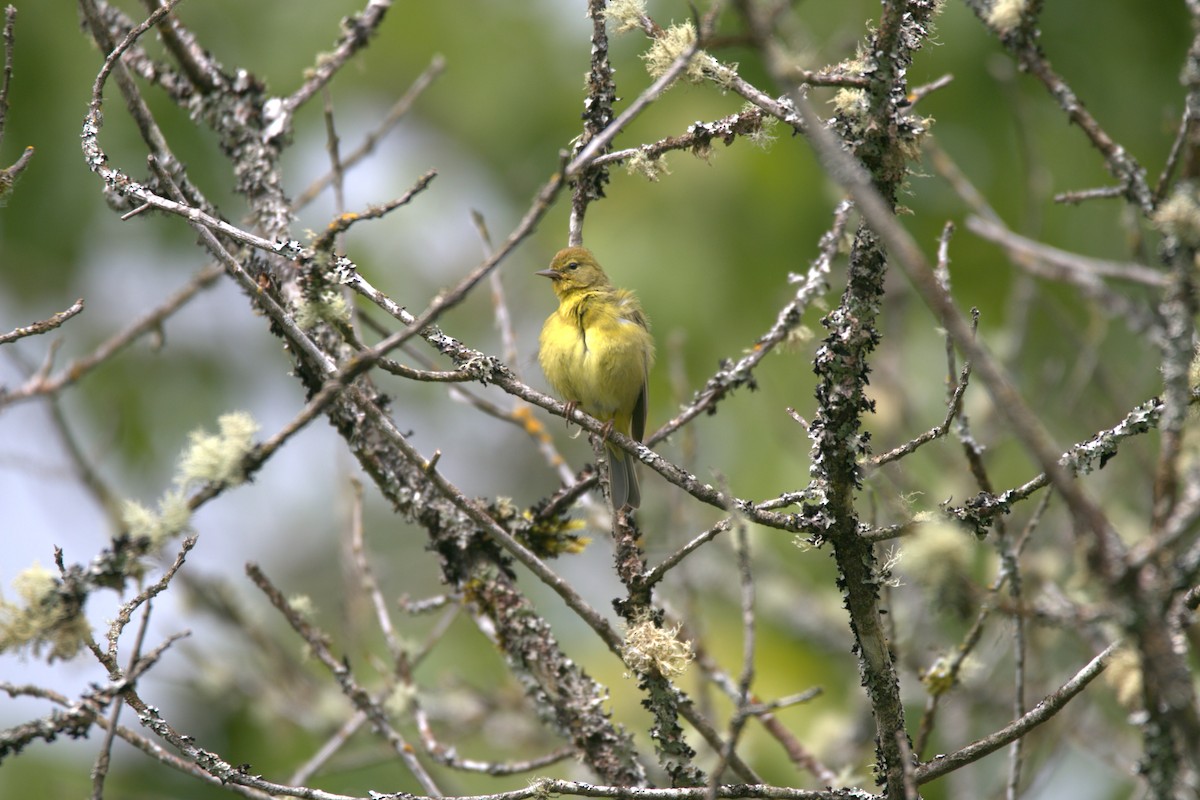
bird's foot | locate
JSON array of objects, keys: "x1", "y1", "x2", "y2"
[{"x1": 563, "y1": 401, "x2": 587, "y2": 439}]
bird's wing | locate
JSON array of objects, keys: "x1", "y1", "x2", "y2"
[
  {"x1": 613, "y1": 289, "x2": 650, "y2": 330},
  {"x1": 612, "y1": 289, "x2": 650, "y2": 442},
  {"x1": 632, "y1": 374, "x2": 648, "y2": 443}
]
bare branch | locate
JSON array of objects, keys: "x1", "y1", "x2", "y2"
[
  {"x1": 0, "y1": 5, "x2": 17, "y2": 139},
  {"x1": 262, "y1": 0, "x2": 395, "y2": 142},
  {"x1": 0, "y1": 298, "x2": 84, "y2": 346},
  {"x1": 246, "y1": 562, "x2": 443, "y2": 796},
  {"x1": 916, "y1": 643, "x2": 1119, "y2": 784},
  {"x1": 1, "y1": 266, "x2": 219, "y2": 407},
  {"x1": 312, "y1": 169, "x2": 437, "y2": 252},
  {"x1": 293, "y1": 53, "x2": 445, "y2": 209}
]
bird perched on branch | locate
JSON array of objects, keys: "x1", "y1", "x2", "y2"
[{"x1": 537, "y1": 247, "x2": 654, "y2": 510}]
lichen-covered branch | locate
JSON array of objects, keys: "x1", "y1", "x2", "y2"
[{"x1": 798, "y1": 2, "x2": 942, "y2": 794}]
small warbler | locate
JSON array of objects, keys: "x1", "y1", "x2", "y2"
[{"x1": 537, "y1": 247, "x2": 654, "y2": 509}]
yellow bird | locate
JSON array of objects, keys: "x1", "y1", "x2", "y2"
[{"x1": 537, "y1": 247, "x2": 654, "y2": 509}]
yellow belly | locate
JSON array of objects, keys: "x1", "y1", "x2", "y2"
[{"x1": 538, "y1": 313, "x2": 648, "y2": 428}]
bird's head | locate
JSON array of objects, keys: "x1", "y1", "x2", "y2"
[{"x1": 536, "y1": 247, "x2": 612, "y2": 297}]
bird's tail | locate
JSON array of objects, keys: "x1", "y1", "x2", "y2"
[{"x1": 607, "y1": 444, "x2": 640, "y2": 510}]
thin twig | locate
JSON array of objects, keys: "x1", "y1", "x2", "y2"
[
  {"x1": 473, "y1": 209, "x2": 521, "y2": 375},
  {"x1": 262, "y1": 0, "x2": 394, "y2": 142},
  {"x1": 707, "y1": 516, "x2": 756, "y2": 795},
  {"x1": 347, "y1": 477, "x2": 403, "y2": 661},
  {"x1": 1153, "y1": 4, "x2": 1200, "y2": 206},
  {"x1": 1003, "y1": 538, "x2": 1027, "y2": 800},
  {"x1": 651, "y1": 200, "x2": 849, "y2": 445},
  {"x1": 311, "y1": 169, "x2": 437, "y2": 252},
  {"x1": 792, "y1": 86, "x2": 1125, "y2": 573},
  {"x1": 967, "y1": 215, "x2": 1168, "y2": 287},
  {"x1": 1054, "y1": 185, "x2": 1126, "y2": 205},
  {"x1": 643, "y1": 518, "x2": 733, "y2": 589},
  {"x1": 589, "y1": 108, "x2": 772, "y2": 172},
  {"x1": 293, "y1": 53, "x2": 446, "y2": 209},
  {"x1": 946, "y1": 393, "x2": 1190, "y2": 534},
  {"x1": 915, "y1": 642, "x2": 1119, "y2": 784},
  {"x1": 1, "y1": 266, "x2": 220, "y2": 407},
  {"x1": 288, "y1": 709, "x2": 367, "y2": 787},
  {"x1": 908, "y1": 73, "x2": 953, "y2": 104},
  {"x1": 568, "y1": 0, "x2": 618, "y2": 245},
  {"x1": 245, "y1": 563, "x2": 443, "y2": 796},
  {"x1": 45, "y1": 392, "x2": 123, "y2": 526},
  {"x1": 90, "y1": 595, "x2": 156, "y2": 800},
  {"x1": 741, "y1": 689, "x2": 822, "y2": 716},
  {"x1": 0, "y1": 4, "x2": 17, "y2": 139},
  {"x1": 566, "y1": 36, "x2": 701, "y2": 178},
  {"x1": 320, "y1": 87, "x2": 347, "y2": 253},
  {"x1": 993, "y1": 11, "x2": 1153, "y2": 211},
  {"x1": 0, "y1": 298, "x2": 83, "y2": 346},
  {"x1": 866, "y1": 361, "x2": 970, "y2": 468}
]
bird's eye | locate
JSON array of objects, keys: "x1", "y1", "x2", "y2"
[{"x1": 568, "y1": 262, "x2": 579, "y2": 270}]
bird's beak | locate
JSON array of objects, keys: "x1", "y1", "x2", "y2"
[{"x1": 535, "y1": 269, "x2": 558, "y2": 280}]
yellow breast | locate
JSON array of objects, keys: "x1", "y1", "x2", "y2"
[{"x1": 538, "y1": 291, "x2": 652, "y2": 425}]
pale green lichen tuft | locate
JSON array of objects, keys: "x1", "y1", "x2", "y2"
[
  {"x1": 621, "y1": 609, "x2": 693, "y2": 678},
  {"x1": 898, "y1": 115, "x2": 934, "y2": 161},
  {"x1": 288, "y1": 594, "x2": 315, "y2": 618},
  {"x1": 157, "y1": 490, "x2": 193, "y2": 542},
  {"x1": 898, "y1": 515, "x2": 972, "y2": 586},
  {"x1": 295, "y1": 289, "x2": 351, "y2": 331},
  {"x1": 1190, "y1": 342, "x2": 1200, "y2": 390},
  {"x1": 705, "y1": 57, "x2": 740, "y2": 89},
  {"x1": 643, "y1": 23, "x2": 696, "y2": 78},
  {"x1": 625, "y1": 150, "x2": 671, "y2": 181},
  {"x1": 177, "y1": 412, "x2": 260, "y2": 489},
  {"x1": 122, "y1": 489, "x2": 192, "y2": 550},
  {"x1": 781, "y1": 323, "x2": 814, "y2": 353},
  {"x1": 12, "y1": 564, "x2": 56, "y2": 609},
  {"x1": 831, "y1": 87, "x2": 869, "y2": 128},
  {"x1": 0, "y1": 563, "x2": 91, "y2": 660},
  {"x1": 1153, "y1": 184, "x2": 1200, "y2": 248},
  {"x1": 746, "y1": 113, "x2": 778, "y2": 149},
  {"x1": 1103, "y1": 647, "x2": 1142, "y2": 710},
  {"x1": 122, "y1": 499, "x2": 160, "y2": 542},
  {"x1": 986, "y1": 0, "x2": 1028, "y2": 34},
  {"x1": 526, "y1": 777, "x2": 554, "y2": 800},
  {"x1": 603, "y1": 0, "x2": 648, "y2": 34},
  {"x1": 642, "y1": 22, "x2": 733, "y2": 85},
  {"x1": 385, "y1": 683, "x2": 418, "y2": 717}
]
